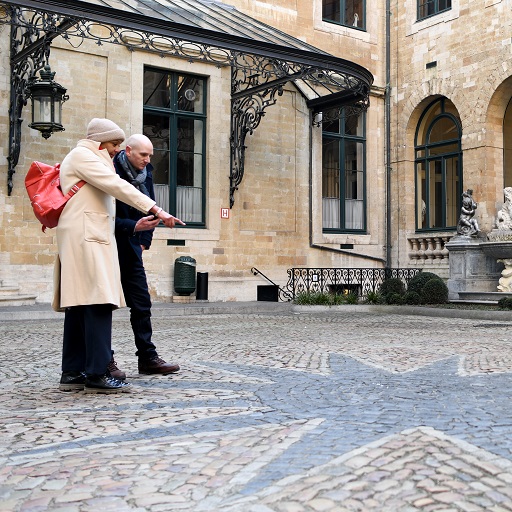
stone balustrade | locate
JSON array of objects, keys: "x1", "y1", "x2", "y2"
[{"x1": 407, "y1": 234, "x2": 452, "y2": 264}]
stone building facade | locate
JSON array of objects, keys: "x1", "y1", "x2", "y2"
[
  {"x1": 1, "y1": 0, "x2": 506, "y2": 304},
  {"x1": 390, "y1": 0, "x2": 512, "y2": 278}
]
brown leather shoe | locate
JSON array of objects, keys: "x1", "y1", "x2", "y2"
[
  {"x1": 138, "y1": 356, "x2": 180, "y2": 375},
  {"x1": 107, "y1": 357, "x2": 126, "y2": 381}
]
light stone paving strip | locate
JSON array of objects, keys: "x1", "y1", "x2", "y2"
[
  {"x1": 1, "y1": 310, "x2": 512, "y2": 510},
  {"x1": 221, "y1": 428, "x2": 512, "y2": 512}
]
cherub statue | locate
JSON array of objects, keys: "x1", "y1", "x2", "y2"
[
  {"x1": 456, "y1": 189, "x2": 479, "y2": 237},
  {"x1": 497, "y1": 187, "x2": 512, "y2": 230}
]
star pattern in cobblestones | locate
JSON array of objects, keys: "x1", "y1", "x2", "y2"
[
  {"x1": 8, "y1": 353, "x2": 512, "y2": 491},
  {"x1": 3, "y1": 313, "x2": 512, "y2": 510}
]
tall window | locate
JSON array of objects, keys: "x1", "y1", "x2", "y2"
[
  {"x1": 323, "y1": 0, "x2": 365, "y2": 30},
  {"x1": 322, "y1": 109, "x2": 366, "y2": 232},
  {"x1": 415, "y1": 98, "x2": 462, "y2": 231},
  {"x1": 143, "y1": 67, "x2": 206, "y2": 226},
  {"x1": 417, "y1": 0, "x2": 451, "y2": 21}
]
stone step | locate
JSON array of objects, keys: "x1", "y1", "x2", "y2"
[
  {"x1": 0, "y1": 286, "x2": 23, "y2": 297},
  {"x1": 451, "y1": 299, "x2": 498, "y2": 305},
  {"x1": 0, "y1": 294, "x2": 37, "y2": 307},
  {"x1": 457, "y1": 291, "x2": 512, "y2": 304}
]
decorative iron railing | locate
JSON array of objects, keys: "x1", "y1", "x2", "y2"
[
  {"x1": 251, "y1": 267, "x2": 294, "y2": 302},
  {"x1": 286, "y1": 268, "x2": 421, "y2": 300}
]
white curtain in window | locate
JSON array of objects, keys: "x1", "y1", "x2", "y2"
[
  {"x1": 322, "y1": 198, "x2": 363, "y2": 229},
  {"x1": 322, "y1": 198, "x2": 340, "y2": 229},
  {"x1": 345, "y1": 199, "x2": 364, "y2": 229},
  {"x1": 177, "y1": 186, "x2": 202, "y2": 223},
  {"x1": 153, "y1": 185, "x2": 202, "y2": 222},
  {"x1": 154, "y1": 184, "x2": 169, "y2": 211}
]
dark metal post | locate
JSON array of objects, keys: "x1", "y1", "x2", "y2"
[{"x1": 196, "y1": 272, "x2": 208, "y2": 301}]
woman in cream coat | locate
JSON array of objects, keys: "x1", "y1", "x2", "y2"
[{"x1": 55, "y1": 118, "x2": 184, "y2": 394}]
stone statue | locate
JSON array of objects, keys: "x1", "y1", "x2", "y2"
[
  {"x1": 484, "y1": 187, "x2": 512, "y2": 291},
  {"x1": 456, "y1": 189, "x2": 479, "y2": 237},
  {"x1": 497, "y1": 187, "x2": 512, "y2": 230}
]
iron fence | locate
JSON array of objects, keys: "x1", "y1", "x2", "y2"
[{"x1": 285, "y1": 268, "x2": 421, "y2": 300}]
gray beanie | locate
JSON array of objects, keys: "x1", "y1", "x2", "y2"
[{"x1": 86, "y1": 118, "x2": 125, "y2": 143}]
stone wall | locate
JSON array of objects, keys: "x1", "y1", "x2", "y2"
[
  {"x1": 390, "y1": 0, "x2": 512, "y2": 271},
  {"x1": 0, "y1": 5, "x2": 387, "y2": 303}
]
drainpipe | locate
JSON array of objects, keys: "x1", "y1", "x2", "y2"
[{"x1": 385, "y1": 0, "x2": 392, "y2": 269}]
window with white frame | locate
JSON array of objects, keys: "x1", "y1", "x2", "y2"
[
  {"x1": 143, "y1": 67, "x2": 206, "y2": 227},
  {"x1": 322, "y1": 0, "x2": 365, "y2": 30},
  {"x1": 322, "y1": 109, "x2": 366, "y2": 232}
]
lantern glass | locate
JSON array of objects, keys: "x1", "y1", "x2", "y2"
[
  {"x1": 27, "y1": 65, "x2": 67, "y2": 138},
  {"x1": 56, "y1": 99, "x2": 63, "y2": 125},
  {"x1": 32, "y1": 95, "x2": 52, "y2": 124}
]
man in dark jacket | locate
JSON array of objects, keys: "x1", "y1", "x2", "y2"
[{"x1": 110, "y1": 134, "x2": 180, "y2": 378}]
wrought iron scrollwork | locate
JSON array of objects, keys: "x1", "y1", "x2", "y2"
[
  {"x1": 6, "y1": 6, "x2": 73, "y2": 195},
  {"x1": 285, "y1": 267, "x2": 420, "y2": 300},
  {"x1": 251, "y1": 267, "x2": 293, "y2": 301},
  {"x1": 230, "y1": 67, "x2": 287, "y2": 208},
  {"x1": 1, "y1": 2, "x2": 373, "y2": 198}
]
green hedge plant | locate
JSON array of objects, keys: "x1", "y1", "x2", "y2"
[
  {"x1": 407, "y1": 272, "x2": 442, "y2": 296},
  {"x1": 420, "y1": 278, "x2": 448, "y2": 304},
  {"x1": 498, "y1": 297, "x2": 512, "y2": 310},
  {"x1": 379, "y1": 277, "x2": 405, "y2": 303}
]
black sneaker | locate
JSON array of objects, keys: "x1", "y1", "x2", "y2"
[
  {"x1": 59, "y1": 371, "x2": 86, "y2": 391},
  {"x1": 84, "y1": 374, "x2": 132, "y2": 394}
]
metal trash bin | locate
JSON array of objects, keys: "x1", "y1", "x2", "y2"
[{"x1": 174, "y1": 256, "x2": 196, "y2": 295}]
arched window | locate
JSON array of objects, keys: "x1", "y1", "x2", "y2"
[
  {"x1": 415, "y1": 98, "x2": 462, "y2": 231},
  {"x1": 504, "y1": 97, "x2": 512, "y2": 188}
]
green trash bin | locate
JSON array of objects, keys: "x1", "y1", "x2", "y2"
[{"x1": 174, "y1": 256, "x2": 196, "y2": 295}]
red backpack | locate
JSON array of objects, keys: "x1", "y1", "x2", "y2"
[{"x1": 25, "y1": 161, "x2": 86, "y2": 232}]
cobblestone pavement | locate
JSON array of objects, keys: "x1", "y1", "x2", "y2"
[{"x1": 2, "y1": 307, "x2": 512, "y2": 511}]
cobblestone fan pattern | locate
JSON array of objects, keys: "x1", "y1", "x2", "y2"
[{"x1": 2, "y1": 311, "x2": 512, "y2": 511}]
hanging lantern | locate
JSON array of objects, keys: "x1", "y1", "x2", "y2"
[{"x1": 27, "y1": 64, "x2": 69, "y2": 139}]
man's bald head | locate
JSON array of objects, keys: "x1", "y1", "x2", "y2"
[{"x1": 125, "y1": 134, "x2": 154, "y2": 171}]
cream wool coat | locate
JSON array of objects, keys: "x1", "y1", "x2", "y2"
[{"x1": 52, "y1": 139, "x2": 156, "y2": 312}]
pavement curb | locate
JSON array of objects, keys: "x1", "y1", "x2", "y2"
[
  {"x1": 1, "y1": 301, "x2": 511, "y2": 321},
  {"x1": 0, "y1": 301, "x2": 293, "y2": 321},
  {"x1": 291, "y1": 304, "x2": 512, "y2": 320}
]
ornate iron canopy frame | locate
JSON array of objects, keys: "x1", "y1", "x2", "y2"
[{"x1": 0, "y1": 0, "x2": 373, "y2": 204}]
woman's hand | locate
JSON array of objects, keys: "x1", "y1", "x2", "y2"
[{"x1": 158, "y1": 211, "x2": 186, "y2": 228}]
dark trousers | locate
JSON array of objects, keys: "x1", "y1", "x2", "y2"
[
  {"x1": 62, "y1": 304, "x2": 113, "y2": 376},
  {"x1": 119, "y1": 253, "x2": 158, "y2": 360}
]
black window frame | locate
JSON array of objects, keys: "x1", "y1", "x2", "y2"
[
  {"x1": 143, "y1": 66, "x2": 207, "y2": 228},
  {"x1": 322, "y1": 0, "x2": 366, "y2": 31},
  {"x1": 417, "y1": 0, "x2": 452, "y2": 21},
  {"x1": 322, "y1": 108, "x2": 367, "y2": 234},
  {"x1": 414, "y1": 97, "x2": 462, "y2": 232}
]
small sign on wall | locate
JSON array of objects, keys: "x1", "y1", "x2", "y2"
[{"x1": 221, "y1": 208, "x2": 230, "y2": 219}]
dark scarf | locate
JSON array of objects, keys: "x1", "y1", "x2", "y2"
[{"x1": 117, "y1": 150, "x2": 150, "y2": 197}]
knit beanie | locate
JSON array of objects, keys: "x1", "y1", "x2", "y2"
[{"x1": 86, "y1": 118, "x2": 125, "y2": 143}]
